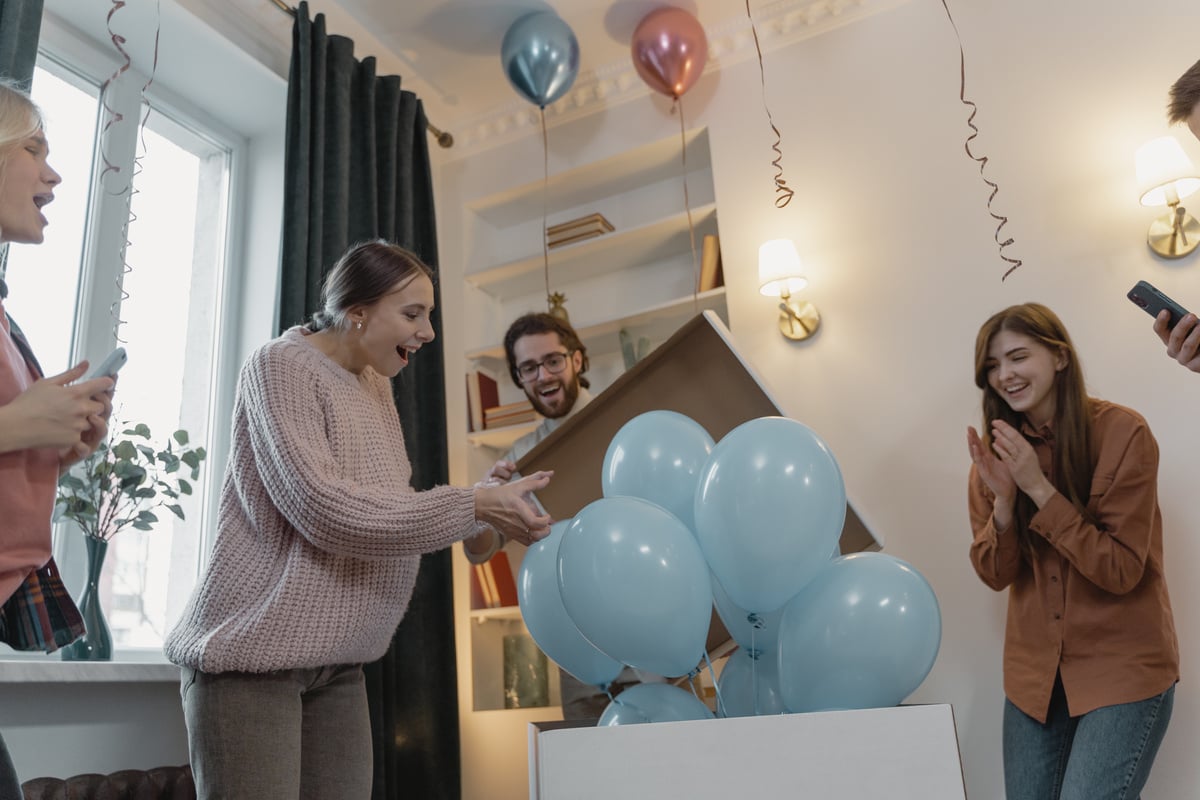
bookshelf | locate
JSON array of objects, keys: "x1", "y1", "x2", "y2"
[{"x1": 455, "y1": 128, "x2": 726, "y2": 717}]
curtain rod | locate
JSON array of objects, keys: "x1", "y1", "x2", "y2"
[{"x1": 268, "y1": 0, "x2": 453, "y2": 148}]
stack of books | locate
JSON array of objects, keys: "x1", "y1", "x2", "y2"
[
  {"x1": 546, "y1": 212, "x2": 615, "y2": 249},
  {"x1": 484, "y1": 399, "x2": 538, "y2": 429},
  {"x1": 470, "y1": 550, "x2": 520, "y2": 609}
]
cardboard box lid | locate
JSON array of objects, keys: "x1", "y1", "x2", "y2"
[{"x1": 517, "y1": 310, "x2": 882, "y2": 555}]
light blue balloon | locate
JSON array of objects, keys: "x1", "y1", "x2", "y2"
[
  {"x1": 598, "y1": 682, "x2": 714, "y2": 726},
  {"x1": 500, "y1": 11, "x2": 580, "y2": 108},
  {"x1": 602, "y1": 410, "x2": 714, "y2": 531},
  {"x1": 518, "y1": 521, "x2": 624, "y2": 689},
  {"x1": 717, "y1": 648, "x2": 787, "y2": 718},
  {"x1": 777, "y1": 553, "x2": 942, "y2": 713},
  {"x1": 711, "y1": 574, "x2": 785, "y2": 655},
  {"x1": 693, "y1": 416, "x2": 846, "y2": 613},
  {"x1": 558, "y1": 496, "x2": 712, "y2": 677}
]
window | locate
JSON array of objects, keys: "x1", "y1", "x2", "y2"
[{"x1": 4, "y1": 54, "x2": 234, "y2": 655}]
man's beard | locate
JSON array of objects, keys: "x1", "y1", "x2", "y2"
[{"x1": 527, "y1": 375, "x2": 580, "y2": 419}]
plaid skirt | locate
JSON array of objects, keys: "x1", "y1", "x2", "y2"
[{"x1": 0, "y1": 558, "x2": 85, "y2": 652}]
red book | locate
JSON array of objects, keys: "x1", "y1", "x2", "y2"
[
  {"x1": 488, "y1": 550, "x2": 520, "y2": 608},
  {"x1": 466, "y1": 369, "x2": 499, "y2": 432}
]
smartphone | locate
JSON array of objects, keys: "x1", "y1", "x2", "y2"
[
  {"x1": 84, "y1": 347, "x2": 127, "y2": 381},
  {"x1": 1127, "y1": 280, "x2": 1191, "y2": 329}
]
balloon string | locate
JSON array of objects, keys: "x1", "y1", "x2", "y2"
[
  {"x1": 745, "y1": 0, "x2": 793, "y2": 208},
  {"x1": 676, "y1": 97, "x2": 699, "y2": 314},
  {"x1": 541, "y1": 106, "x2": 552, "y2": 309},
  {"x1": 701, "y1": 650, "x2": 727, "y2": 718},
  {"x1": 939, "y1": 0, "x2": 1022, "y2": 281}
]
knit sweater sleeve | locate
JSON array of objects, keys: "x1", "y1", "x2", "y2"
[{"x1": 237, "y1": 336, "x2": 477, "y2": 559}]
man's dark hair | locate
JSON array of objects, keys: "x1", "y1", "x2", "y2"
[
  {"x1": 502, "y1": 313, "x2": 590, "y2": 389},
  {"x1": 1168, "y1": 58, "x2": 1200, "y2": 125}
]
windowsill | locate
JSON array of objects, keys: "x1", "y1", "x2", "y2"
[{"x1": 0, "y1": 659, "x2": 180, "y2": 683}]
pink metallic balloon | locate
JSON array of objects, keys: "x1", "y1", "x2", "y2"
[{"x1": 630, "y1": 7, "x2": 708, "y2": 99}]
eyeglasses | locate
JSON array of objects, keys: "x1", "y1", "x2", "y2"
[{"x1": 516, "y1": 351, "x2": 572, "y2": 382}]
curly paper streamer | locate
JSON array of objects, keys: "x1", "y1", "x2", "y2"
[
  {"x1": 102, "y1": 0, "x2": 162, "y2": 342},
  {"x1": 940, "y1": 0, "x2": 1022, "y2": 281},
  {"x1": 746, "y1": 0, "x2": 793, "y2": 209}
]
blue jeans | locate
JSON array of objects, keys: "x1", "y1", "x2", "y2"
[
  {"x1": 1003, "y1": 674, "x2": 1175, "y2": 800},
  {"x1": 181, "y1": 663, "x2": 372, "y2": 800}
]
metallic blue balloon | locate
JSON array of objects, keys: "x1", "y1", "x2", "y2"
[{"x1": 500, "y1": 11, "x2": 580, "y2": 108}]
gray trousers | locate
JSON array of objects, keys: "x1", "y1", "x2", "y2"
[
  {"x1": 0, "y1": 731, "x2": 20, "y2": 800},
  {"x1": 180, "y1": 664, "x2": 371, "y2": 800}
]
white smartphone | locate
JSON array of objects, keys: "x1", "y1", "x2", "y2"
[{"x1": 85, "y1": 347, "x2": 127, "y2": 381}]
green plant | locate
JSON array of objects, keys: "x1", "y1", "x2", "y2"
[{"x1": 55, "y1": 422, "x2": 207, "y2": 540}]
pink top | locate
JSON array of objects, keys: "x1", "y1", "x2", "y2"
[{"x1": 0, "y1": 302, "x2": 58, "y2": 605}]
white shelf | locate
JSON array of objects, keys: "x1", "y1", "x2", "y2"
[
  {"x1": 468, "y1": 128, "x2": 711, "y2": 228},
  {"x1": 465, "y1": 204, "x2": 717, "y2": 301},
  {"x1": 467, "y1": 420, "x2": 541, "y2": 451},
  {"x1": 466, "y1": 287, "x2": 728, "y2": 365},
  {"x1": 469, "y1": 606, "x2": 523, "y2": 623}
]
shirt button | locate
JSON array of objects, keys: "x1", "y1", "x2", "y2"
[
  {"x1": 1054, "y1": 613, "x2": 1062, "y2": 620},
  {"x1": 1051, "y1": 575, "x2": 1058, "y2": 583}
]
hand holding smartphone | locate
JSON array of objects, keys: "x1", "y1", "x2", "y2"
[
  {"x1": 84, "y1": 347, "x2": 127, "y2": 381},
  {"x1": 1127, "y1": 280, "x2": 1190, "y2": 329}
]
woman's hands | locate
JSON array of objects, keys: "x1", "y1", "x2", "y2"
[
  {"x1": 967, "y1": 420, "x2": 1057, "y2": 530},
  {"x1": 0, "y1": 362, "x2": 113, "y2": 464},
  {"x1": 474, "y1": 470, "x2": 554, "y2": 546}
]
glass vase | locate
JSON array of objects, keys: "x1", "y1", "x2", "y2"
[{"x1": 61, "y1": 536, "x2": 113, "y2": 661}]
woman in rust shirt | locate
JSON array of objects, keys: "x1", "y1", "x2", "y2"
[{"x1": 966, "y1": 302, "x2": 1179, "y2": 800}]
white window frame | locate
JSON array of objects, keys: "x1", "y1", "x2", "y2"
[{"x1": 8, "y1": 20, "x2": 254, "y2": 662}]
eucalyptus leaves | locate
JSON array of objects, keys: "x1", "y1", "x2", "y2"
[{"x1": 55, "y1": 422, "x2": 207, "y2": 540}]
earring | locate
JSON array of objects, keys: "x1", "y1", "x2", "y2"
[{"x1": 355, "y1": 321, "x2": 363, "y2": 331}]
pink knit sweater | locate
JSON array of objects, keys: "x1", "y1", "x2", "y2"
[{"x1": 164, "y1": 328, "x2": 477, "y2": 673}]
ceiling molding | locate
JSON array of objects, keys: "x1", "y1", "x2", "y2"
[{"x1": 444, "y1": 0, "x2": 910, "y2": 158}]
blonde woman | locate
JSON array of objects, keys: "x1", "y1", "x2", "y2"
[{"x1": 0, "y1": 80, "x2": 114, "y2": 796}]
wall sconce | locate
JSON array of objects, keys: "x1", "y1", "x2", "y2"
[
  {"x1": 758, "y1": 239, "x2": 820, "y2": 341},
  {"x1": 1136, "y1": 136, "x2": 1200, "y2": 259}
]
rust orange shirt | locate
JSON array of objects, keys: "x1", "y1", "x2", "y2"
[
  {"x1": 968, "y1": 399, "x2": 1180, "y2": 723},
  {"x1": 0, "y1": 303, "x2": 57, "y2": 605}
]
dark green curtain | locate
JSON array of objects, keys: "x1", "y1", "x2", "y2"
[
  {"x1": 282, "y1": 4, "x2": 459, "y2": 799},
  {"x1": 0, "y1": 0, "x2": 42, "y2": 90},
  {"x1": 0, "y1": 0, "x2": 43, "y2": 280}
]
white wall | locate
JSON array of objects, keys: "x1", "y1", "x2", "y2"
[{"x1": 439, "y1": 0, "x2": 1200, "y2": 797}]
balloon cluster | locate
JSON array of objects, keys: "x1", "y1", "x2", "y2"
[
  {"x1": 500, "y1": 8, "x2": 709, "y2": 109},
  {"x1": 517, "y1": 412, "x2": 942, "y2": 725}
]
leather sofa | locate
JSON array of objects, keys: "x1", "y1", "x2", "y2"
[{"x1": 21, "y1": 765, "x2": 195, "y2": 799}]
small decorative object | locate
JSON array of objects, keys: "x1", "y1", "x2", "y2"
[
  {"x1": 55, "y1": 422, "x2": 206, "y2": 661},
  {"x1": 618, "y1": 328, "x2": 651, "y2": 370},
  {"x1": 546, "y1": 214, "x2": 614, "y2": 249},
  {"x1": 548, "y1": 291, "x2": 570, "y2": 324},
  {"x1": 503, "y1": 632, "x2": 550, "y2": 709}
]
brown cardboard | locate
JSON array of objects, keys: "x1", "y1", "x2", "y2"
[{"x1": 517, "y1": 310, "x2": 881, "y2": 556}]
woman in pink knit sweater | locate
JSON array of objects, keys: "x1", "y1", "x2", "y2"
[{"x1": 165, "y1": 241, "x2": 553, "y2": 799}]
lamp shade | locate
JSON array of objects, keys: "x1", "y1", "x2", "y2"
[
  {"x1": 1136, "y1": 136, "x2": 1200, "y2": 206},
  {"x1": 758, "y1": 239, "x2": 808, "y2": 297}
]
